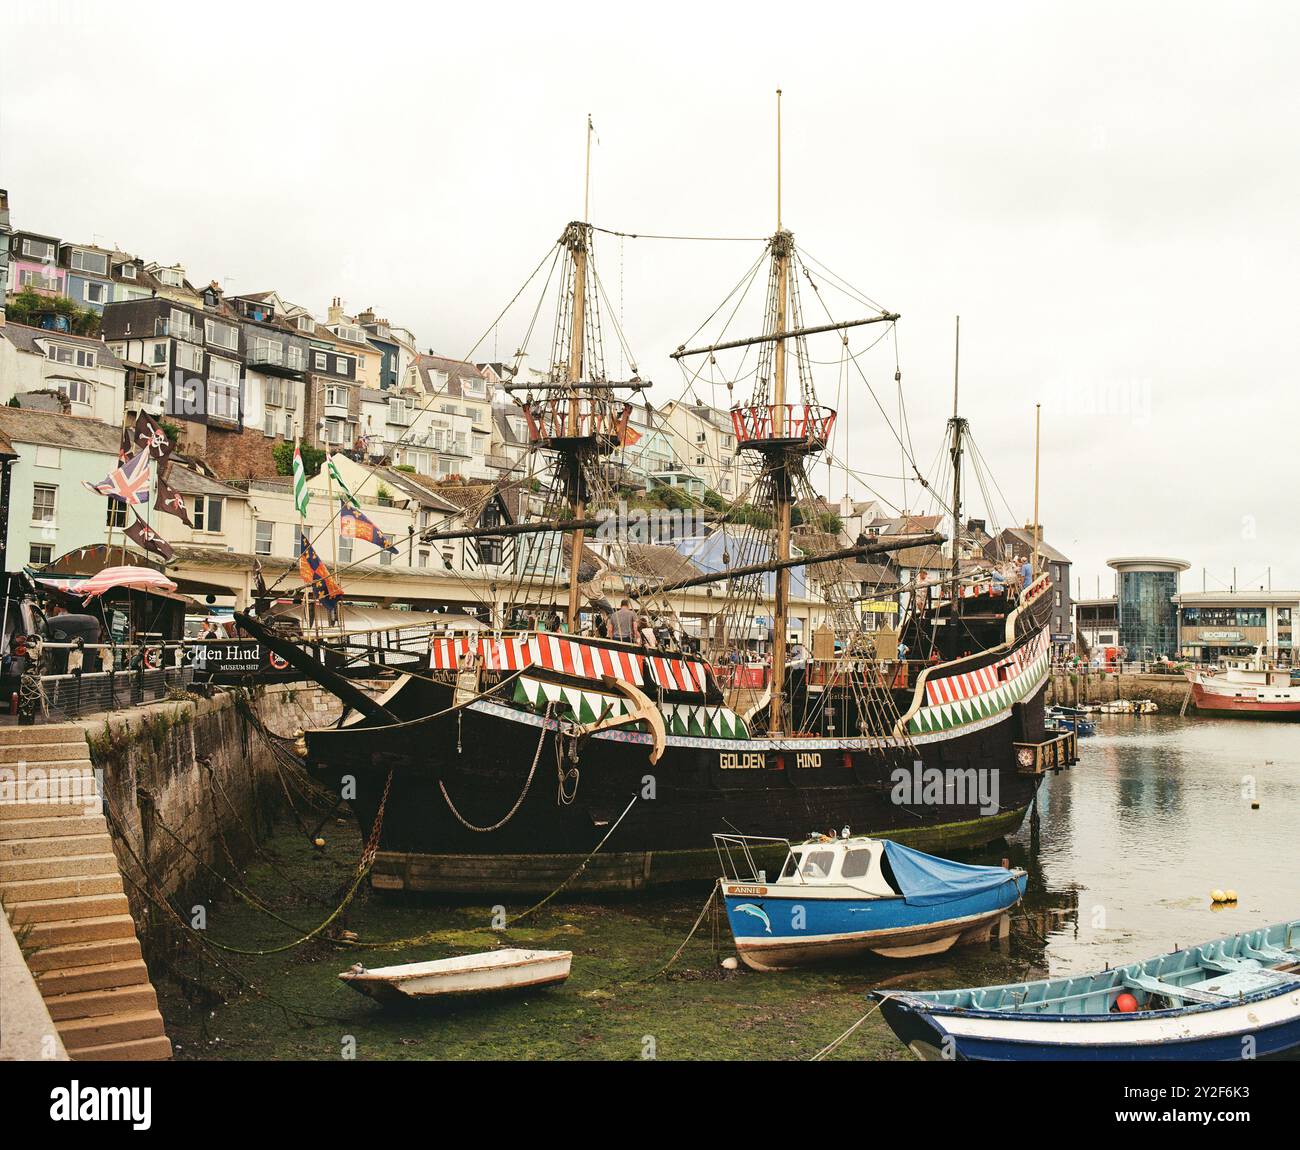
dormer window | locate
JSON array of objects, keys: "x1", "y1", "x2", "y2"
[
  {"x1": 21, "y1": 238, "x2": 55, "y2": 261},
  {"x1": 297, "y1": 316, "x2": 315, "y2": 334},
  {"x1": 120, "y1": 264, "x2": 137, "y2": 280},
  {"x1": 70, "y1": 249, "x2": 109, "y2": 275}
]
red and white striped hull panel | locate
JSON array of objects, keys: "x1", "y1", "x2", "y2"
[
  {"x1": 428, "y1": 633, "x2": 710, "y2": 695},
  {"x1": 924, "y1": 627, "x2": 1050, "y2": 709},
  {"x1": 1190, "y1": 680, "x2": 1300, "y2": 715}
]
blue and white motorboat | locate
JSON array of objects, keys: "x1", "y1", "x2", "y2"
[
  {"x1": 1047, "y1": 707, "x2": 1096, "y2": 736},
  {"x1": 874, "y1": 919, "x2": 1300, "y2": 1060},
  {"x1": 714, "y1": 832, "x2": 1026, "y2": 970}
]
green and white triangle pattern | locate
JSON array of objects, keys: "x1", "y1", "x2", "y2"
[
  {"x1": 512, "y1": 676, "x2": 749, "y2": 740},
  {"x1": 907, "y1": 648, "x2": 1050, "y2": 735},
  {"x1": 513, "y1": 676, "x2": 629, "y2": 724},
  {"x1": 661, "y1": 703, "x2": 751, "y2": 740}
]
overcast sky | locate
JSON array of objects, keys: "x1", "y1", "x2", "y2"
[{"x1": 4, "y1": 1, "x2": 1297, "y2": 594}]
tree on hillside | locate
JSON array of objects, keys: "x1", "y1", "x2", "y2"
[{"x1": 5, "y1": 287, "x2": 102, "y2": 336}]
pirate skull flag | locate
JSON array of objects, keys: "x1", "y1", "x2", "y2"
[
  {"x1": 125, "y1": 513, "x2": 175, "y2": 562},
  {"x1": 132, "y1": 410, "x2": 174, "y2": 462},
  {"x1": 154, "y1": 468, "x2": 193, "y2": 527}
]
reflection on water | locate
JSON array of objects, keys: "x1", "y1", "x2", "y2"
[{"x1": 891, "y1": 714, "x2": 1300, "y2": 992}]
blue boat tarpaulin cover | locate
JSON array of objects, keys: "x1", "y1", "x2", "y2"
[{"x1": 882, "y1": 841, "x2": 1019, "y2": 907}]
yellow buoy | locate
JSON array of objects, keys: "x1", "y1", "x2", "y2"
[
  {"x1": 1225, "y1": 890, "x2": 1238, "y2": 903},
  {"x1": 1211, "y1": 889, "x2": 1227, "y2": 904}
]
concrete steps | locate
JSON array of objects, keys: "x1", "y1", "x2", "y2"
[
  {"x1": 1, "y1": 724, "x2": 171, "y2": 1061},
  {"x1": 0, "y1": 832, "x2": 117, "y2": 860},
  {"x1": 35, "y1": 957, "x2": 151, "y2": 996},
  {"x1": 0, "y1": 851, "x2": 121, "y2": 882}
]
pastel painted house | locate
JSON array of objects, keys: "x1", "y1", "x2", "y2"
[{"x1": 0, "y1": 406, "x2": 123, "y2": 569}]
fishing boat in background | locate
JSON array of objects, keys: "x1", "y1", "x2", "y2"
[
  {"x1": 875, "y1": 919, "x2": 1300, "y2": 1061},
  {"x1": 715, "y1": 832, "x2": 1025, "y2": 969},
  {"x1": 1186, "y1": 647, "x2": 1300, "y2": 720},
  {"x1": 339, "y1": 949, "x2": 572, "y2": 1004}
]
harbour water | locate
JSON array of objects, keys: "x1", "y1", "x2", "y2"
[
  {"x1": 1013, "y1": 713, "x2": 1300, "y2": 974},
  {"x1": 157, "y1": 712, "x2": 1300, "y2": 1060}
]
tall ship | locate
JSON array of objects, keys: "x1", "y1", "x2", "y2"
[
  {"x1": 1186, "y1": 648, "x2": 1300, "y2": 719},
  {"x1": 245, "y1": 109, "x2": 1075, "y2": 893}
]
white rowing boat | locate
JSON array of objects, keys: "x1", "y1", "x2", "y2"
[{"x1": 339, "y1": 948, "x2": 572, "y2": 1004}]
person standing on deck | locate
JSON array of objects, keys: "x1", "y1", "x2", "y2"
[{"x1": 611, "y1": 599, "x2": 637, "y2": 642}]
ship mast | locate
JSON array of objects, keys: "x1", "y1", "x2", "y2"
[
  {"x1": 769, "y1": 89, "x2": 793, "y2": 735},
  {"x1": 948, "y1": 316, "x2": 966, "y2": 613},
  {"x1": 564, "y1": 116, "x2": 594, "y2": 631}
]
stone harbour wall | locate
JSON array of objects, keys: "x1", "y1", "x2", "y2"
[
  {"x1": 1045, "y1": 670, "x2": 1193, "y2": 711},
  {"x1": 78, "y1": 682, "x2": 354, "y2": 961}
]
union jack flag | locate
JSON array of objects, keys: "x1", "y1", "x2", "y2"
[{"x1": 83, "y1": 449, "x2": 151, "y2": 505}]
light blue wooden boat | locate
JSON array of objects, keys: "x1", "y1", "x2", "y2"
[{"x1": 875, "y1": 918, "x2": 1300, "y2": 1060}]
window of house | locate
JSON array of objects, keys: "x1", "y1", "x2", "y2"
[
  {"x1": 378, "y1": 548, "x2": 392, "y2": 566},
  {"x1": 297, "y1": 316, "x2": 315, "y2": 333},
  {"x1": 83, "y1": 281, "x2": 107, "y2": 305},
  {"x1": 29, "y1": 543, "x2": 54, "y2": 565},
  {"x1": 263, "y1": 411, "x2": 276, "y2": 437},
  {"x1": 252, "y1": 336, "x2": 283, "y2": 366},
  {"x1": 176, "y1": 341, "x2": 203, "y2": 373},
  {"x1": 105, "y1": 500, "x2": 127, "y2": 529},
  {"x1": 325, "y1": 385, "x2": 349, "y2": 408},
  {"x1": 156, "y1": 267, "x2": 183, "y2": 287},
  {"x1": 337, "y1": 535, "x2": 353, "y2": 563},
  {"x1": 22, "y1": 238, "x2": 55, "y2": 261},
  {"x1": 293, "y1": 533, "x2": 305, "y2": 558},
  {"x1": 283, "y1": 412, "x2": 294, "y2": 439},
  {"x1": 205, "y1": 320, "x2": 238, "y2": 351},
  {"x1": 287, "y1": 346, "x2": 305, "y2": 372},
  {"x1": 314, "y1": 351, "x2": 328, "y2": 371},
  {"x1": 70, "y1": 249, "x2": 108, "y2": 275},
  {"x1": 54, "y1": 380, "x2": 90, "y2": 405},
  {"x1": 481, "y1": 539, "x2": 503, "y2": 566},
  {"x1": 255, "y1": 520, "x2": 274, "y2": 556},
  {"x1": 32, "y1": 484, "x2": 57, "y2": 524},
  {"x1": 265, "y1": 379, "x2": 282, "y2": 407},
  {"x1": 192, "y1": 496, "x2": 224, "y2": 533},
  {"x1": 334, "y1": 356, "x2": 353, "y2": 377},
  {"x1": 45, "y1": 344, "x2": 96, "y2": 369},
  {"x1": 152, "y1": 342, "x2": 167, "y2": 365},
  {"x1": 120, "y1": 263, "x2": 138, "y2": 280}
]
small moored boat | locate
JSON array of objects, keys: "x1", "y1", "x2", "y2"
[
  {"x1": 715, "y1": 832, "x2": 1026, "y2": 970},
  {"x1": 875, "y1": 919, "x2": 1300, "y2": 1060},
  {"x1": 339, "y1": 949, "x2": 572, "y2": 1004}
]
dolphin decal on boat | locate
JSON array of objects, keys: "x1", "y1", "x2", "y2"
[{"x1": 733, "y1": 903, "x2": 772, "y2": 933}]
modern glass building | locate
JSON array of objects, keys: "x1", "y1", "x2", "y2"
[{"x1": 1107, "y1": 557, "x2": 1190, "y2": 659}]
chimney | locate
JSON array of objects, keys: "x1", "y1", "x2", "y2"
[{"x1": 327, "y1": 297, "x2": 344, "y2": 325}]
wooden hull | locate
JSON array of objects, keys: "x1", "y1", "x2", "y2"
[{"x1": 304, "y1": 607, "x2": 1058, "y2": 895}]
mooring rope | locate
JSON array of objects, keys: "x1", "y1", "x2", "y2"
[
  {"x1": 505, "y1": 794, "x2": 638, "y2": 925},
  {"x1": 635, "y1": 883, "x2": 721, "y2": 983},
  {"x1": 809, "y1": 996, "x2": 892, "y2": 1061},
  {"x1": 439, "y1": 703, "x2": 553, "y2": 832}
]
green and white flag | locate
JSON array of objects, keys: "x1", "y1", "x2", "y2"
[
  {"x1": 327, "y1": 460, "x2": 358, "y2": 508},
  {"x1": 292, "y1": 441, "x2": 310, "y2": 517}
]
